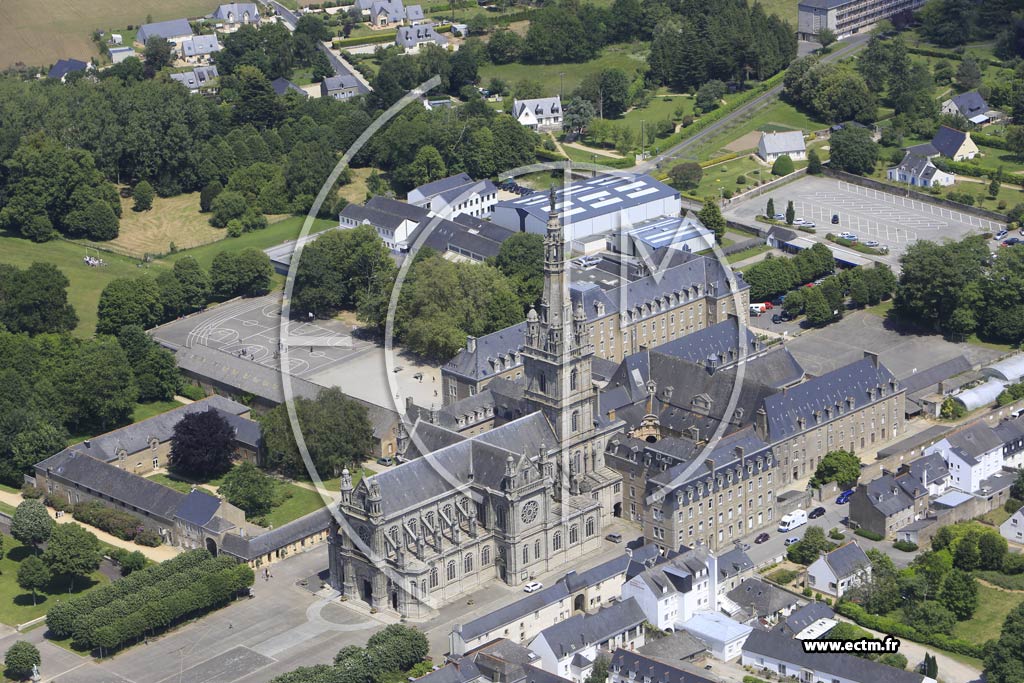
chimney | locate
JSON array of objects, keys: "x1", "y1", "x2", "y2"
[
  {"x1": 864, "y1": 350, "x2": 879, "y2": 367},
  {"x1": 466, "y1": 335, "x2": 477, "y2": 353},
  {"x1": 608, "y1": 408, "x2": 617, "y2": 422}
]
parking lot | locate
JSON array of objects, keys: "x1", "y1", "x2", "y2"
[{"x1": 725, "y1": 176, "x2": 1001, "y2": 265}]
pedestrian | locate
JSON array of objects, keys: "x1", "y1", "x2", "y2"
[{"x1": 229, "y1": 623, "x2": 233, "y2": 630}]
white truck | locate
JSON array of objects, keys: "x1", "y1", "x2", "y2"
[{"x1": 777, "y1": 509, "x2": 808, "y2": 533}]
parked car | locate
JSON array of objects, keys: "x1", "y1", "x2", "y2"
[
  {"x1": 784, "y1": 536, "x2": 801, "y2": 546},
  {"x1": 831, "y1": 214, "x2": 840, "y2": 224},
  {"x1": 995, "y1": 229, "x2": 1009, "y2": 240},
  {"x1": 809, "y1": 506, "x2": 826, "y2": 519},
  {"x1": 803, "y1": 221, "x2": 816, "y2": 228},
  {"x1": 523, "y1": 581, "x2": 543, "y2": 593},
  {"x1": 863, "y1": 240, "x2": 880, "y2": 248},
  {"x1": 779, "y1": 311, "x2": 792, "y2": 321},
  {"x1": 735, "y1": 541, "x2": 751, "y2": 551},
  {"x1": 836, "y1": 489, "x2": 855, "y2": 505},
  {"x1": 754, "y1": 532, "x2": 770, "y2": 544},
  {"x1": 1018, "y1": 227, "x2": 1024, "y2": 236},
  {"x1": 605, "y1": 533, "x2": 623, "y2": 543},
  {"x1": 772, "y1": 314, "x2": 783, "y2": 324},
  {"x1": 838, "y1": 232, "x2": 858, "y2": 241},
  {"x1": 1002, "y1": 237, "x2": 1021, "y2": 247},
  {"x1": 773, "y1": 213, "x2": 785, "y2": 220},
  {"x1": 376, "y1": 457, "x2": 395, "y2": 466}
]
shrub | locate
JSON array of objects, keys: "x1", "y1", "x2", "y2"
[
  {"x1": 1002, "y1": 553, "x2": 1024, "y2": 575},
  {"x1": 736, "y1": 174, "x2": 747, "y2": 184},
  {"x1": 855, "y1": 528, "x2": 884, "y2": 541},
  {"x1": 829, "y1": 528, "x2": 846, "y2": 540},
  {"x1": 834, "y1": 601, "x2": 985, "y2": 659},
  {"x1": 722, "y1": 189, "x2": 733, "y2": 199},
  {"x1": 1005, "y1": 498, "x2": 1023, "y2": 514},
  {"x1": 178, "y1": 384, "x2": 206, "y2": 401},
  {"x1": 976, "y1": 569, "x2": 1024, "y2": 589},
  {"x1": 771, "y1": 154, "x2": 795, "y2": 176},
  {"x1": 802, "y1": 587, "x2": 813, "y2": 597},
  {"x1": 135, "y1": 529, "x2": 162, "y2": 547},
  {"x1": 767, "y1": 568, "x2": 798, "y2": 584},
  {"x1": 72, "y1": 501, "x2": 144, "y2": 541},
  {"x1": 20, "y1": 485, "x2": 43, "y2": 500},
  {"x1": 893, "y1": 540, "x2": 918, "y2": 552},
  {"x1": 46, "y1": 495, "x2": 73, "y2": 513},
  {"x1": 743, "y1": 677, "x2": 770, "y2": 683}
]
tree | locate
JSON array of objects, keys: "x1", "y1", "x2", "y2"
[
  {"x1": 42, "y1": 524, "x2": 101, "y2": 591},
  {"x1": 11, "y1": 500, "x2": 54, "y2": 552},
  {"x1": 575, "y1": 69, "x2": 631, "y2": 119},
  {"x1": 585, "y1": 656, "x2": 609, "y2": 683},
  {"x1": 907, "y1": 600, "x2": 957, "y2": 636},
  {"x1": 220, "y1": 462, "x2": 277, "y2": 517},
  {"x1": 923, "y1": 653, "x2": 938, "y2": 679},
  {"x1": 143, "y1": 37, "x2": 173, "y2": 76},
  {"x1": 766, "y1": 198, "x2": 775, "y2": 217},
  {"x1": 210, "y1": 249, "x2": 273, "y2": 299},
  {"x1": 668, "y1": 162, "x2": 702, "y2": 190},
  {"x1": 829, "y1": 125, "x2": 879, "y2": 175},
  {"x1": 979, "y1": 529, "x2": 1009, "y2": 570},
  {"x1": 989, "y1": 174, "x2": 1002, "y2": 198},
  {"x1": 785, "y1": 200, "x2": 796, "y2": 225},
  {"x1": 939, "y1": 568, "x2": 978, "y2": 620},
  {"x1": 0, "y1": 262, "x2": 78, "y2": 335},
  {"x1": 782, "y1": 288, "x2": 806, "y2": 317},
  {"x1": 132, "y1": 180, "x2": 155, "y2": 211},
  {"x1": 818, "y1": 28, "x2": 837, "y2": 47},
  {"x1": 878, "y1": 653, "x2": 907, "y2": 670},
  {"x1": 118, "y1": 550, "x2": 146, "y2": 575},
  {"x1": 807, "y1": 149, "x2": 823, "y2": 174},
  {"x1": 804, "y1": 286, "x2": 834, "y2": 326},
  {"x1": 953, "y1": 531, "x2": 981, "y2": 571},
  {"x1": 487, "y1": 29, "x2": 523, "y2": 64},
  {"x1": 169, "y1": 410, "x2": 236, "y2": 477},
  {"x1": 406, "y1": 146, "x2": 447, "y2": 189},
  {"x1": 985, "y1": 602, "x2": 1024, "y2": 683},
  {"x1": 772, "y1": 154, "x2": 795, "y2": 176},
  {"x1": 956, "y1": 57, "x2": 983, "y2": 90},
  {"x1": 495, "y1": 233, "x2": 545, "y2": 311},
  {"x1": 811, "y1": 450, "x2": 860, "y2": 488},
  {"x1": 17, "y1": 555, "x2": 50, "y2": 606},
  {"x1": 67, "y1": 336, "x2": 139, "y2": 431},
  {"x1": 210, "y1": 190, "x2": 248, "y2": 228},
  {"x1": 200, "y1": 181, "x2": 224, "y2": 213},
  {"x1": 172, "y1": 256, "x2": 210, "y2": 314},
  {"x1": 96, "y1": 276, "x2": 163, "y2": 335},
  {"x1": 563, "y1": 98, "x2": 596, "y2": 137},
  {"x1": 697, "y1": 198, "x2": 726, "y2": 244},
  {"x1": 695, "y1": 80, "x2": 727, "y2": 112},
  {"x1": 366, "y1": 624, "x2": 428, "y2": 674},
  {"x1": 4, "y1": 641, "x2": 40, "y2": 681},
  {"x1": 786, "y1": 525, "x2": 833, "y2": 564}
]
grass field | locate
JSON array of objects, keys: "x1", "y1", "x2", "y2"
[
  {"x1": 685, "y1": 155, "x2": 771, "y2": 201},
  {"x1": 0, "y1": 534, "x2": 109, "y2": 626},
  {"x1": 752, "y1": 0, "x2": 799, "y2": 26},
  {"x1": 92, "y1": 193, "x2": 227, "y2": 258},
  {"x1": 262, "y1": 482, "x2": 327, "y2": 528},
  {"x1": 952, "y1": 583, "x2": 1024, "y2": 643},
  {"x1": 620, "y1": 94, "x2": 694, "y2": 150},
  {"x1": 478, "y1": 42, "x2": 649, "y2": 98},
  {"x1": 0, "y1": 0, "x2": 215, "y2": 69},
  {"x1": 692, "y1": 100, "x2": 828, "y2": 160},
  {"x1": 727, "y1": 244, "x2": 771, "y2": 263}
]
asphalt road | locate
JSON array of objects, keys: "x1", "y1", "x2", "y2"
[{"x1": 637, "y1": 34, "x2": 872, "y2": 174}]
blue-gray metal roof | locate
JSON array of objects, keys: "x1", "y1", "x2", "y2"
[
  {"x1": 930, "y1": 126, "x2": 970, "y2": 159},
  {"x1": 48, "y1": 59, "x2": 88, "y2": 79},
  {"x1": 175, "y1": 489, "x2": 222, "y2": 526},
  {"x1": 949, "y1": 91, "x2": 988, "y2": 117},
  {"x1": 535, "y1": 598, "x2": 645, "y2": 657},
  {"x1": 182, "y1": 34, "x2": 221, "y2": 56},
  {"x1": 628, "y1": 215, "x2": 712, "y2": 251},
  {"x1": 610, "y1": 650, "x2": 715, "y2": 683},
  {"x1": 137, "y1": 18, "x2": 194, "y2": 43}
]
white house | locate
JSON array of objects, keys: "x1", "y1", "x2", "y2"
[
  {"x1": 680, "y1": 612, "x2": 751, "y2": 661},
  {"x1": 806, "y1": 542, "x2": 871, "y2": 599},
  {"x1": 926, "y1": 422, "x2": 1004, "y2": 493},
  {"x1": 136, "y1": 18, "x2": 194, "y2": 48},
  {"x1": 212, "y1": 3, "x2": 261, "y2": 29},
  {"x1": 620, "y1": 548, "x2": 713, "y2": 632},
  {"x1": 339, "y1": 196, "x2": 428, "y2": 251},
  {"x1": 887, "y1": 152, "x2": 955, "y2": 188},
  {"x1": 743, "y1": 629, "x2": 937, "y2": 683},
  {"x1": 757, "y1": 131, "x2": 806, "y2": 163},
  {"x1": 109, "y1": 47, "x2": 136, "y2": 64},
  {"x1": 513, "y1": 97, "x2": 563, "y2": 131},
  {"x1": 1001, "y1": 507, "x2": 1024, "y2": 545},
  {"x1": 407, "y1": 173, "x2": 498, "y2": 219},
  {"x1": 941, "y1": 91, "x2": 994, "y2": 125},
  {"x1": 528, "y1": 598, "x2": 647, "y2": 683}
]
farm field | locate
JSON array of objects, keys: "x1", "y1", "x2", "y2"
[
  {"x1": 478, "y1": 42, "x2": 650, "y2": 98},
  {"x1": 0, "y1": 0, "x2": 214, "y2": 69}
]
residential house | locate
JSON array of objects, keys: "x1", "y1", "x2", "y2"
[
  {"x1": 181, "y1": 34, "x2": 222, "y2": 62},
  {"x1": 320, "y1": 73, "x2": 366, "y2": 100},
  {"x1": 849, "y1": 468, "x2": 931, "y2": 539},
  {"x1": 680, "y1": 612, "x2": 751, "y2": 660},
  {"x1": 212, "y1": 3, "x2": 261, "y2": 29},
  {"x1": 926, "y1": 421, "x2": 1004, "y2": 493},
  {"x1": 407, "y1": 173, "x2": 498, "y2": 219},
  {"x1": 420, "y1": 640, "x2": 573, "y2": 683},
  {"x1": 339, "y1": 196, "x2": 429, "y2": 251},
  {"x1": 908, "y1": 125, "x2": 979, "y2": 162},
  {"x1": 528, "y1": 598, "x2": 647, "y2": 683},
  {"x1": 742, "y1": 629, "x2": 936, "y2": 683},
  {"x1": 756, "y1": 131, "x2": 806, "y2": 163},
  {"x1": 512, "y1": 97, "x2": 563, "y2": 131},
  {"x1": 371, "y1": 0, "x2": 406, "y2": 26},
  {"x1": 1000, "y1": 507, "x2": 1024, "y2": 545},
  {"x1": 887, "y1": 152, "x2": 955, "y2": 188},
  {"x1": 169, "y1": 65, "x2": 220, "y2": 93},
  {"x1": 714, "y1": 546, "x2": 755, "y2": 597},
  {"x1": 941, "y1": 91, "x2": 996, "y2": 125},
  {"x1": 109, "y1": 47, "x2": 136, "y2": 64},
  {"x1": 47, "y1": 58, "x2": 89, "y2": 81},
  {"x1": 805, "y1": 542, "x2": 871, "y2": 598},
  {"x1": 608, "y1": 650, "x2": 715, "y2": 683},
  {"x1": 395, "y1": 22, "x2": 449, "y2": 53},
  {"x1": 774, "y1": 602, "x2": 837, "y2": 640},
  {"x1": 270, "y1": 76, "x2": 308, "y2": 97},
  {"x1": 621, "y1": 547, "x2": 715, "y2": 631},
  {"x1": 897, "y1": 451, "x2": 951, "y2": 496},
  {"x1": 723, "y1": 578, "x2": 798, "y2": 626},
  {"x1": 994, "y1": 414, "x2": 1024, "y2": 470},
  {"x1": 136, "y1": 19, "x2": 194, "y2": 47}
]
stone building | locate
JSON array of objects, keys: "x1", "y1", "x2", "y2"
[{"x1": 329, "y1": 190, "x2": 624, "y2": 618}]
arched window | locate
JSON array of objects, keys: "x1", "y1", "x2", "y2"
[
  {"x1": 429, "y1": 567, "x2": 438, "y2": 588},
  {"x1": 464, "y1": 553, "x2": 474, "y2": 573},
  {"x1": 523, "y1": 545, "x2": 529, "y2": 564},
  {"x1": 421, "y1": 579, "x2": 427, "y2": 594},
  {"x1": 447, "y1": 560, "x2": 457, "y2": 581},
  {"x1": 570, "y1": 368, "x2": 578, "y2": 391},
  {"x1": 389, "y1": 526, "x2": 399, "y2": 544},
  {"x1": 570, "y1": 524, "x2": 579, "y2": 545},
  {"x1": 534, "y1": 540, "x2": 541, "y2": 558},
  {"x1": 482, "y1": 546, "x2": 491, "y2": 565},
  {"x1": 585, "y1": 517, "x2": 595, "y2": 537},
  {"x1": 571, "y1": 411, "x2": 579, "y2": 432},
  {"x1": 443, "y1": 504, "x2": 453, "y2": 521},
  {"x1": 553, "y1": 532, "x2": 562, "y2": 550}
]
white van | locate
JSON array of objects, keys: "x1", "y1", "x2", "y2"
[{"x1": 777, "y1": 509, "x2": 808, "y2": 533}]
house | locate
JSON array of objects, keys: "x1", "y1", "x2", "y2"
[
  {"x1": 774, "y1": 602, "x2": 837, "y2": 639},
  {"x1": 756, "y1": 131, "x2": 806, "y2": 163},
  {"x1": 320, "y1": 73, "x2": 366, "y2": 100},
  {"x1": 371, "y1": 0, "x2": 406, "y2": 25},
  {"x1": 340, "y1": 196, "x2": 430, "y2": 251},
  {"x1": 1000, "y1": 506, "x2": 1024, "y2": 545},
  {"x1": 621, "y1": 547, "x2": 715, "y2": 631},
  {"x1": 805, "y1": 542, "x2": 871, "y2": 598},
  {"x1": 926, "y1": 421, "x2": 1004, "y2": 493},
  {"x1": 608, "y1": 650, "x2": 715, "y2": 683},
  {"x1": 406, "y1": 4, "x2": 425, "y2": 21},
  {"x1": 941, "y1": 91, "x2": 995, "y2": 125},
  {"x1": 270, "y1": 77, "x2": 308, "y2": 97},
  {"x1": 743, "y1": 629, "x2": 936, "y2": 683},
  {"x1": 212, "y1": 3, "x2": 261, "y2": 28},
  {"x1": 395, "y1": 22, "x2": 449, "y2": 53},
  {"x1": 512, "y1": 97, "x2": 563, "y2": 131},
  {"x1": 995, "y1": 414, "x2": 1024, "y2": 470},
  {"x1": 908, "y1": 126, "x2": 979, "y2": 162},
  {"x1": 528, "y1": 598, "x2": 647, "y2": 683},
  {"x1": 407, "y1": 173, "x2": 498, "y2": 219},
  {"x1": 180, "y1": 34, "x2": 222, "y2": 62},
  {"x1": 897, "y1": 451, "x2": 951, "y2": 496},
  {"x1": 423, "y1": 640, "x2": 573, "y2": 683},
  {"x1": 109, "y1": 47, "x2": 137, "y2": 64},
  {"x1": 723, "y1": 578, "x2": 798, "y2": 626},
  {"x1": 47, "y1": 58, "x2": 89, "y2": 81},
  {"x1": 849, "y1": 468, "x2": 931, "y2": 539},
  {"x1": 136, "y1": 18, "x2": 194, "y2": 46},
  {"x1": 680, "y1": 612, "x2": 751, "y2": 660},
  {"x1": 169, "y1": 65, "x2": 220, "y2": 93},
  {"x1": 887, "y1": 152, "x2": 955, "y2": 188},
  {"x1": 715, "y1": 546, "x2": 755, "y2": 597}
]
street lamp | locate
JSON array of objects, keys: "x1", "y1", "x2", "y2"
[{"x1": 559, "y1": 72, "x2": 565, "y2": 101}]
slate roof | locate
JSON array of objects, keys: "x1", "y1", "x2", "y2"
[
  {"x1": 900, "y1": 355, "x2": 972, "y2": 396},
  {"x1": 819, "y1": 542, "x2": 870, "y2": 579},
  {"x1": 212, "y1": 3, "x2": 261, "y2": 22},
  {"x1": 726, "y1": 578, "x2": 796, "y2": 617},
  {"x1": 947, "y1": 91, "x2": 988, "y2": 118},
  {"x1": 861, "y1": 473, "x2": 915, "y2": 516},
  {"x1": 396, "y1": 22, "x2": 447, "y2": 48},
  {"x1": 35, "y1": 451, "x2": 187, "y2": 522},
  {"x1": 762, "y1": 357, "x2": 899, "y2": 442},
  {"x1": 48, "y1": 59, "x2": 88, "y2": 79},
  {"x1": 271, "y1": 77, "x2": 307, "y2": 96},
  {"x1": 611, "y1": 650, "x2": 714, "y2": 683},
  {"x1": 717, "y1": 546, "x2": 754, "y2": 580},
  {"x1": 513, "y1": 97, "x2": 562, "y2": 119},
  {"x1": 220, "y1": 505, "x2": 332, "y2": 560},
  {"x1": 649, "y1": 318, "x2": 763, "y2": 367},
  {"x1": 410, "y1": 173, "x2": 477, "y2": 202},
  {"x1": 902, "y1": 451, "x2": 949, "y2": 486},
  {"x1": 930, "y1": 126, "x2": 970, "y2": 159},
  {"x1": 890, "y1": 152, "x2": 940, "y2": 182},
  {"x1": 137, "y1": 19, "x2": 194, "y2": 43},
  {"x1": 535, "y1": 598, "x2": 645, "y2": 658},
  {"x1": 366, "y1": 196, "x2": 431, "y2": 223},
  {"x1": 635, "y1": 631, "x2": 709, "y2": 662},
  {"x1": 406, "y1": 4, "x2": 425, "y2": 20},
  {"x1": 743, "y1": 629, "x2": 928, "y2": 683},
  {"x1": 322, "y1": 74, "x2": 365, "y2": 94},
  {"x1": 169, "y1": 65, "x2": 219, "y2": 90},
  {"x1": 759, "y1": 131, "x2": 805, "y2": 156},
  {"x1": 778, "y1": 602, "x2": 835, "y2": 635},
  {"x1": 947, "y1": 420, "x2": 1004, "y2": 462},
  {"x1": 181, "y1": 34, "x2": 221, "y2": 56},
  {"x1": 175, "y1": 489, "x2": 222, "y2": 526},
  {"x1": 444, "y1": 323, "x2": 527, "y2": 381}
]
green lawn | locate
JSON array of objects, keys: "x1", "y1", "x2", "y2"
[
  {"x1": 750, "y1": 0, "x2": 798, "y2": 26},
  {"x1": 952, "y1": 583, "x2": 1024, "y2": 643},
  {"x1": 145, "y1": 472, "x2": 197, "y2": 494},
  {"x1": 693, "y1": 100, "x2": 828, "y2": 161},
  {"x1": 317, "y1": 466, "x2": 374, "y2": 493},
  {"x1": 478, "y1": 42, "x2": 650, "y2": 98},
  {"x1": 560, "y1": 144, "x2": 623, "y2": 165},
  {"x1": 262, "y1": 482, "x2": 328, "y2": 528},
  {"x1": 967, "y1": 333, "x2": 1018, "y2": 353},
  {"x1": 619, "y1": 93, "x2": 693, "y2": 148},
  {"x1": 684, "y1": 155, "x2": 771, "y2": 202},
  {"x1": 0, "y1": 534, "x2": 109, "y2": 626},
  {"x1": 161, "y1": 216, "x2": 336, "y2": 271},
  {"x1": 865, "y1": 300, "x2": 895, "y2": 318},
  {"x1": 726, "y1": 244, "x2": 771, "y2": 264},
  {"x1": 132, "y1": 400, "x2": 186, "y2": 422}
]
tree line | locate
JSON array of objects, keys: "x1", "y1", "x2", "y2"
[
  {"x1": 271, "y1": 624, "x2": 429, "y2": 683},
  {"x1": 782, "y1": 264, "x2": 898, "y2": 326},
  {"x1": 741, "y1": 242, "x2": 835, "y2": 301}
]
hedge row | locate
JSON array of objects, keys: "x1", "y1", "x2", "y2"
[
  {"x1": 854, "y1": 528, "x2": 885, "y2": 541},
  {"x1": 700, "y1": 152, "x2": 740, "y2": 168},
  {"x1": 71, "y1": 501, "x2": 162, "y2": 546},
  {"x1": 333, "y1": 31, "x2": 396, "y2": 48},
  {"x1": 906, "y1": 45, "x2": 1001, "y2": 66},
  {"x1": 50, "y1": 552, "x2": 253, "y2": 652},
  {"x1": 974, "y1": 570, "x2": 1024, "y2": 590},
  {"x1": 932, "y1": 157, "x2": 992, "y2": 178},
  {"x1": 834, "y1": 602, "x2": 986, "y2": 659},
  {"x1": 971, "y1": 132, "x2": 1013, "y2": 151}
]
